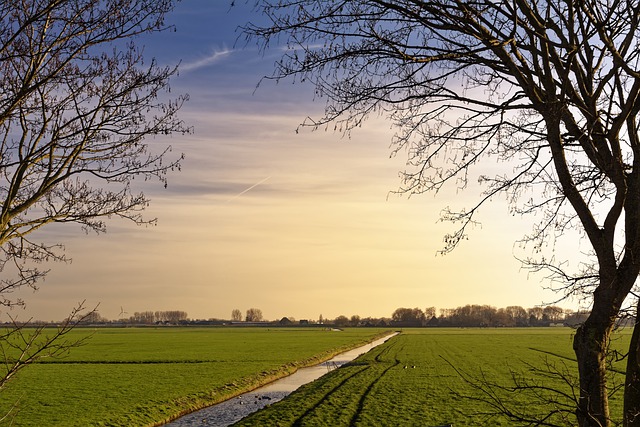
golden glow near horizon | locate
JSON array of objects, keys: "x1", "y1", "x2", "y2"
[
  {"x1": 9, "y1": 2, "x2": 578, "y2": 322},
  {"x1": 17, "y1": 110, "x2": 565, "y2": 322}
]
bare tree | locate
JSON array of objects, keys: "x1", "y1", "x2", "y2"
[
  {"x1": 244, "y1": 1, "x2": 640, "y2": 425},
  {"x1": 425, "y1": 306, "x2": 436, "y2": 320},
  {"x1": 130, "y1": 311, "x2": 155, "y2": 324},
  {"x1": 543, "y1": 306, "x2": 565, "y2": 323},
  {"x1": 231, "y1": 309, "x2": 242, "y2": 322},
  {"x1": 79, "y1": 310, "x2": 107, "y2": 324},
  {"x1": 332, "y1": 315, "x2": 350, "y2": 328},
  {"x1": 505, "y1": 306, "x2": 529, "y2": 326},
  {"x1": 163, "y1": 310, "x2": 188, "y2": 324},
  {"x1": 529, "y1": 307, "x2": 545, "y2": 325},
  {"x1": 350, "y1": 314, "x2": 361, "y2": 326},
  {"x1": 0, "y1": 0, "x2": 186, "y2": 393},
  {"x1": 0, "y1": 0, "x2": 187, "y2": 307},
  {"x1": 245, "y1": 308, "x2": 263, "y2": 322},
  {"x1": 391, "y1": 307, "x2": 426, "y2": 326}
]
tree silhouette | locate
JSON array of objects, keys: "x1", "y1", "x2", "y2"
[
  {"x1": 0, "y1": 0, "x2": 186, "y2": 396},
  {"x1": 244, "y1": 1, "x2": 640, "y2": 425},
  {"x1": 231, "y1": 309, "x2": 243, "y2": 322},
  {"x1": 245, "y1": 308, "x2": 264, "y2": 322}
]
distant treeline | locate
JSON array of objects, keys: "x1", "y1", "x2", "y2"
[
  {"x1": 330, "y1": 305, "x2": 592, "y2": 328},
  {"x1": 388, "y1": 305, "x2": 591, "y2": 327},
  {"x1": 57, "y1": 304, "x2": 606, "y2": 328},
  {"x1": 79, "y1": 310, "x2": 189, "y2": 325}
]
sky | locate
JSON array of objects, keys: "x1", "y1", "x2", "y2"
[{"x1": 12, "y1": 1, "x2": 580, "y2": 322}]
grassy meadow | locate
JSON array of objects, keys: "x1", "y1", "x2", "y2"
[
  {"x1": 1, "y1": 327, "x2": 631, "y2": 426},
  {"x1": 235, "y1": 328, "x2": 632, "y2": 426},
  {"x1": 0, "y1": 327, "x2": 389, "y2": 426}
]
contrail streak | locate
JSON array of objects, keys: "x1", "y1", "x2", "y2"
[{"x1": 225, "y1": 176, "x2": 271, "y2": 203}]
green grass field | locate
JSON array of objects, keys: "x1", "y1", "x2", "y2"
[
  {"x1": 234, "y1": 328, "x2": 632, "y2": 426},
  {"x1": 0, "y1": 327, "x2": 389, "y2": 426},
  {"x1": 1, "y1": 327, "x2": 630, "y2": 426}
]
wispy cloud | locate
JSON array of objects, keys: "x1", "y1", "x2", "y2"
[{"x1": 180, "y1": 48, "x2": 233, "y2": 73}]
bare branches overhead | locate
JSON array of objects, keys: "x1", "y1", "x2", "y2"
[
  {"x1": 244, "y1": 1, "x2": 640, "y2": 424},
  {"x1": 0, "y1": 0, "x2": 188, "y2": 309}
]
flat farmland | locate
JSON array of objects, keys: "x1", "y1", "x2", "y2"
[
  {"x1": 0, "y1": 327, "x2": 389, "y2": 426},
  {"x1": 234, "y1": 328, "x2": 632, "y2": 426}
]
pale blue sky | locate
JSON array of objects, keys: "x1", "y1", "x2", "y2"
[{"x1": 14, "y1": 1, "x2": 577, "y2": 322}]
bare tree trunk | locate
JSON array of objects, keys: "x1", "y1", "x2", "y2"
[
  {"x1": 574, "y1": 312, "x2": 614, "y2": 427},
  {"x1": 624, "y1": 302, "x2": 640, "y2": 426}
]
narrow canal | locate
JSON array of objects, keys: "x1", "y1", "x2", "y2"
[{"x1": 164, "y1": 332, "x2": 398, "y2": 427}]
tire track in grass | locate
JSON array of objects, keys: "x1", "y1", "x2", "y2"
[
  {"x1": 292, "y1": 337, "x2": 401, "y2": 426},
  {"x1": 349, "y1": 360, "x2": 400, "y2": 426},
  {"x1": 348, "y1": 339, "x2": 403, "y2": 427},
  {"x1": 373, "y1": 337, "x2": 398, "y2": 363},
  {"x1": 290, "y1": 364, "x2": 370, "y2": 427}
]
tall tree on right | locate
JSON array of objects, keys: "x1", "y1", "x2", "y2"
[{"x1": 244, "y1": 1, "x2": 640, "y2": 425}]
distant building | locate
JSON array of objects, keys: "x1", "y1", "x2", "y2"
[{"x1": 279, "y1": 317, "x2": 292, "y2": 325}]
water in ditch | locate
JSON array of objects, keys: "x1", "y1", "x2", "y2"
[{"x1": 164, "y1": 332, "x2": 397, "y2": 427}]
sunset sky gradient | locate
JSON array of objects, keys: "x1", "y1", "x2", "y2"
[{"x1": 15, "y1": 1, "x2": 576, "y2": 322}]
